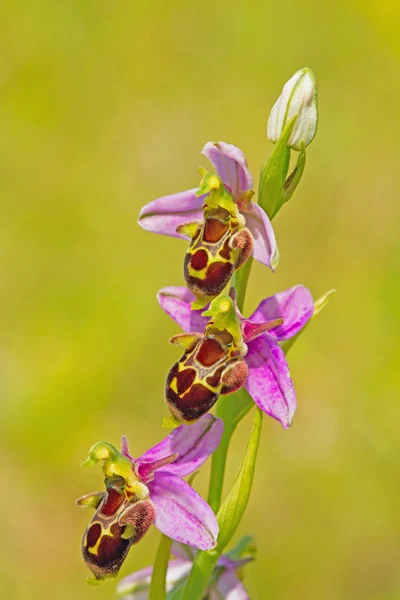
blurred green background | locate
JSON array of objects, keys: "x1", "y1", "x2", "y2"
[{"x1": 1, "y1": 0, "x2": 399, "y2": 598}]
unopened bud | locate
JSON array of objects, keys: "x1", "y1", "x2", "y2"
[{"x1": 267, "y1": 68, "x2": 318, "y2": 151}]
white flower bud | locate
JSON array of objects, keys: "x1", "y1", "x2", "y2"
[{"x1": 267, "y1": 67, "x2": 318, "y2": 151}]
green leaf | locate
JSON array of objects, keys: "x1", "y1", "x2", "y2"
[
  {"x1": 215, "y1": 407, "x2": 263, "y2": 552},
  {"x1": 314, "y1": 288, "x2": 336, "y2": 316},
  {"x1": 280, "y1": 143, "x2": 306, "y2": 207},
  {"x1": 258, "y1": 116, "x2": 296, "y2": 219},
  {"x1": 207, "y1": 388, "x2": 254, "y2": 513}
]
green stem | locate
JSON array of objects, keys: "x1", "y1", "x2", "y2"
[
  {"x1": 181, "y1": 407, "x2": 263, "y2": 600},
  {"x1": 232, "y1": 257, "x2": 253, "y2": 313},
  {"x1": 207, "y1": 388, "x2": 254, "y2": 513},
  {"x1": 148, "y1": 533, "x2": 173, "y2": 600},
  {"x1": 207, "y1": 258, "x2": 254, "y2": 514}
]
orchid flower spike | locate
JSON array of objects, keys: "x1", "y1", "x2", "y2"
[
  {"x1": 138, "y1": 142, "x2": 279, "y2": 308},
  {"x1": 117, "y1": 537, "x2": 255, "y2": 600},
  {"x1": 158, "y1": 285, "x2": 314, "y2": 428},
  {"x1": 76, "y1": 415, "x2": 223, "y2": 582}
]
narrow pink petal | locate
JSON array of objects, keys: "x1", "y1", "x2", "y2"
[
  {"x1": 120, "y1": 435, "x2": 135, "y2": 461},
  {"x1": 212, "y1": 571, "x2": 249, "y2": 600},
  {"x1": 248, "y1": 285, "x2": 314, "y2": 341},
  {"x1": 244, "y1": 203, "x2": 279, "y2": 270},
  {"x1": 138, "y1": 188, "x2": 204, "y2": 238},
  {"x1": 138, "y1": 414, "x2": 223, "y2": 478},
  {"x1": 157, "y1": 286, "x2": 208, "y2": 332},
  {"x1": 202, "y1": 141, "x2": 253, "y2": 196},
  {"x1": 245, "y1": 338, "x2": 296, "y2": 428},
  {"x1": 148, "y1": 472, "x2": 218, "y2": 550},
  {"x1": 242, "y1": 319, "x2": 284, "y2": 343}
]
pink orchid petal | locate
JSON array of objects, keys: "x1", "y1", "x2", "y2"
[
  {"x1": 242, "y1": 319, "x2": 284, "y2": 343},
  {"x1": 138, "y1": 414, "x2": 223, "y2": 478},
  {"x1": 157, "y1": 286, "x2": 208, "y2": 332},
  {"x1": 202, "y1": 141, "x2": 253, "y2": 196},
  {"x1": 212, "y1": 570, "x2": 249, "y2": 600},
  {"x1": 248, "y1": 285, "x2": 314, "y2": 341},
  {"x1": 117, "y1": 559, "x2": 192, "y2": 599},
  {"x1": 245, "y1": 337, "x2": 296, "y2": 428},
  {"x1": 148, "y1": 472, "x2": 218, "y2": 550},
  {"x1": 244, "y1": 203, "x2": 279, "y2": 270},
  {"x1": 138, "y1": 188, "x2": 204, "y2": 238}
]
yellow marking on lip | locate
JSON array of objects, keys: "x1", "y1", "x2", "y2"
[{"x1": 170, "y1": 378, "x2": 178, "y2": 394}]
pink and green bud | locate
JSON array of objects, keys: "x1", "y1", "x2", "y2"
[
  {"x1": 258, "y1": 68, "x2": 318, "y2": 220},
  {"x1": 267, "y1": 67, "x2": 318, "y2": 151}
]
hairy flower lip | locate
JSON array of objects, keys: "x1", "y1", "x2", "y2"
[
  {"x1": 138, "y1": 140, "x2": 279, "y2": 271},
  {"x1": 158, "y1": 285, "x2": 314, "y2": 428}
]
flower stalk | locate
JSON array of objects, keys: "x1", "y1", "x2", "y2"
[
  {"x1": 148, "y1": 533, "x2": 173, "y2": 600},
  {"x1": 74, "y1": 67, "x2": 330, "y2": 600},
  {"x1": 180, "y1": 407, "x2": 263, "y2": 600}
]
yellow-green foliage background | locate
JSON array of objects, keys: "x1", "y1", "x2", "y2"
[{"x1": 1, "y1": 1, "x2": 399, "y2": 598}]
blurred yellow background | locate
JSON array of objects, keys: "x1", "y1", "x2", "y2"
[{"x1": 1, "y1": 0, "x2": 399, "y2": 598}]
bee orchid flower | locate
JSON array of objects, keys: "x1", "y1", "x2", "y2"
[
  {"x1": 76, "y1": 415, "x2": 223, "y2": 581},
  {"x1": 138, "y1": 142, "x2": 279, "y2": 307},
  {"x1": 158, "y1": 285, "x2": 314, "y2": 429}
]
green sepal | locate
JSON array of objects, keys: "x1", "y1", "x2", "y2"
[
  {"x1": 258, "y1": 116, "x2": 296, "y2": 219},
  {"x1": 202, "y1": 295, "x2": 244, "y2": 350}
]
